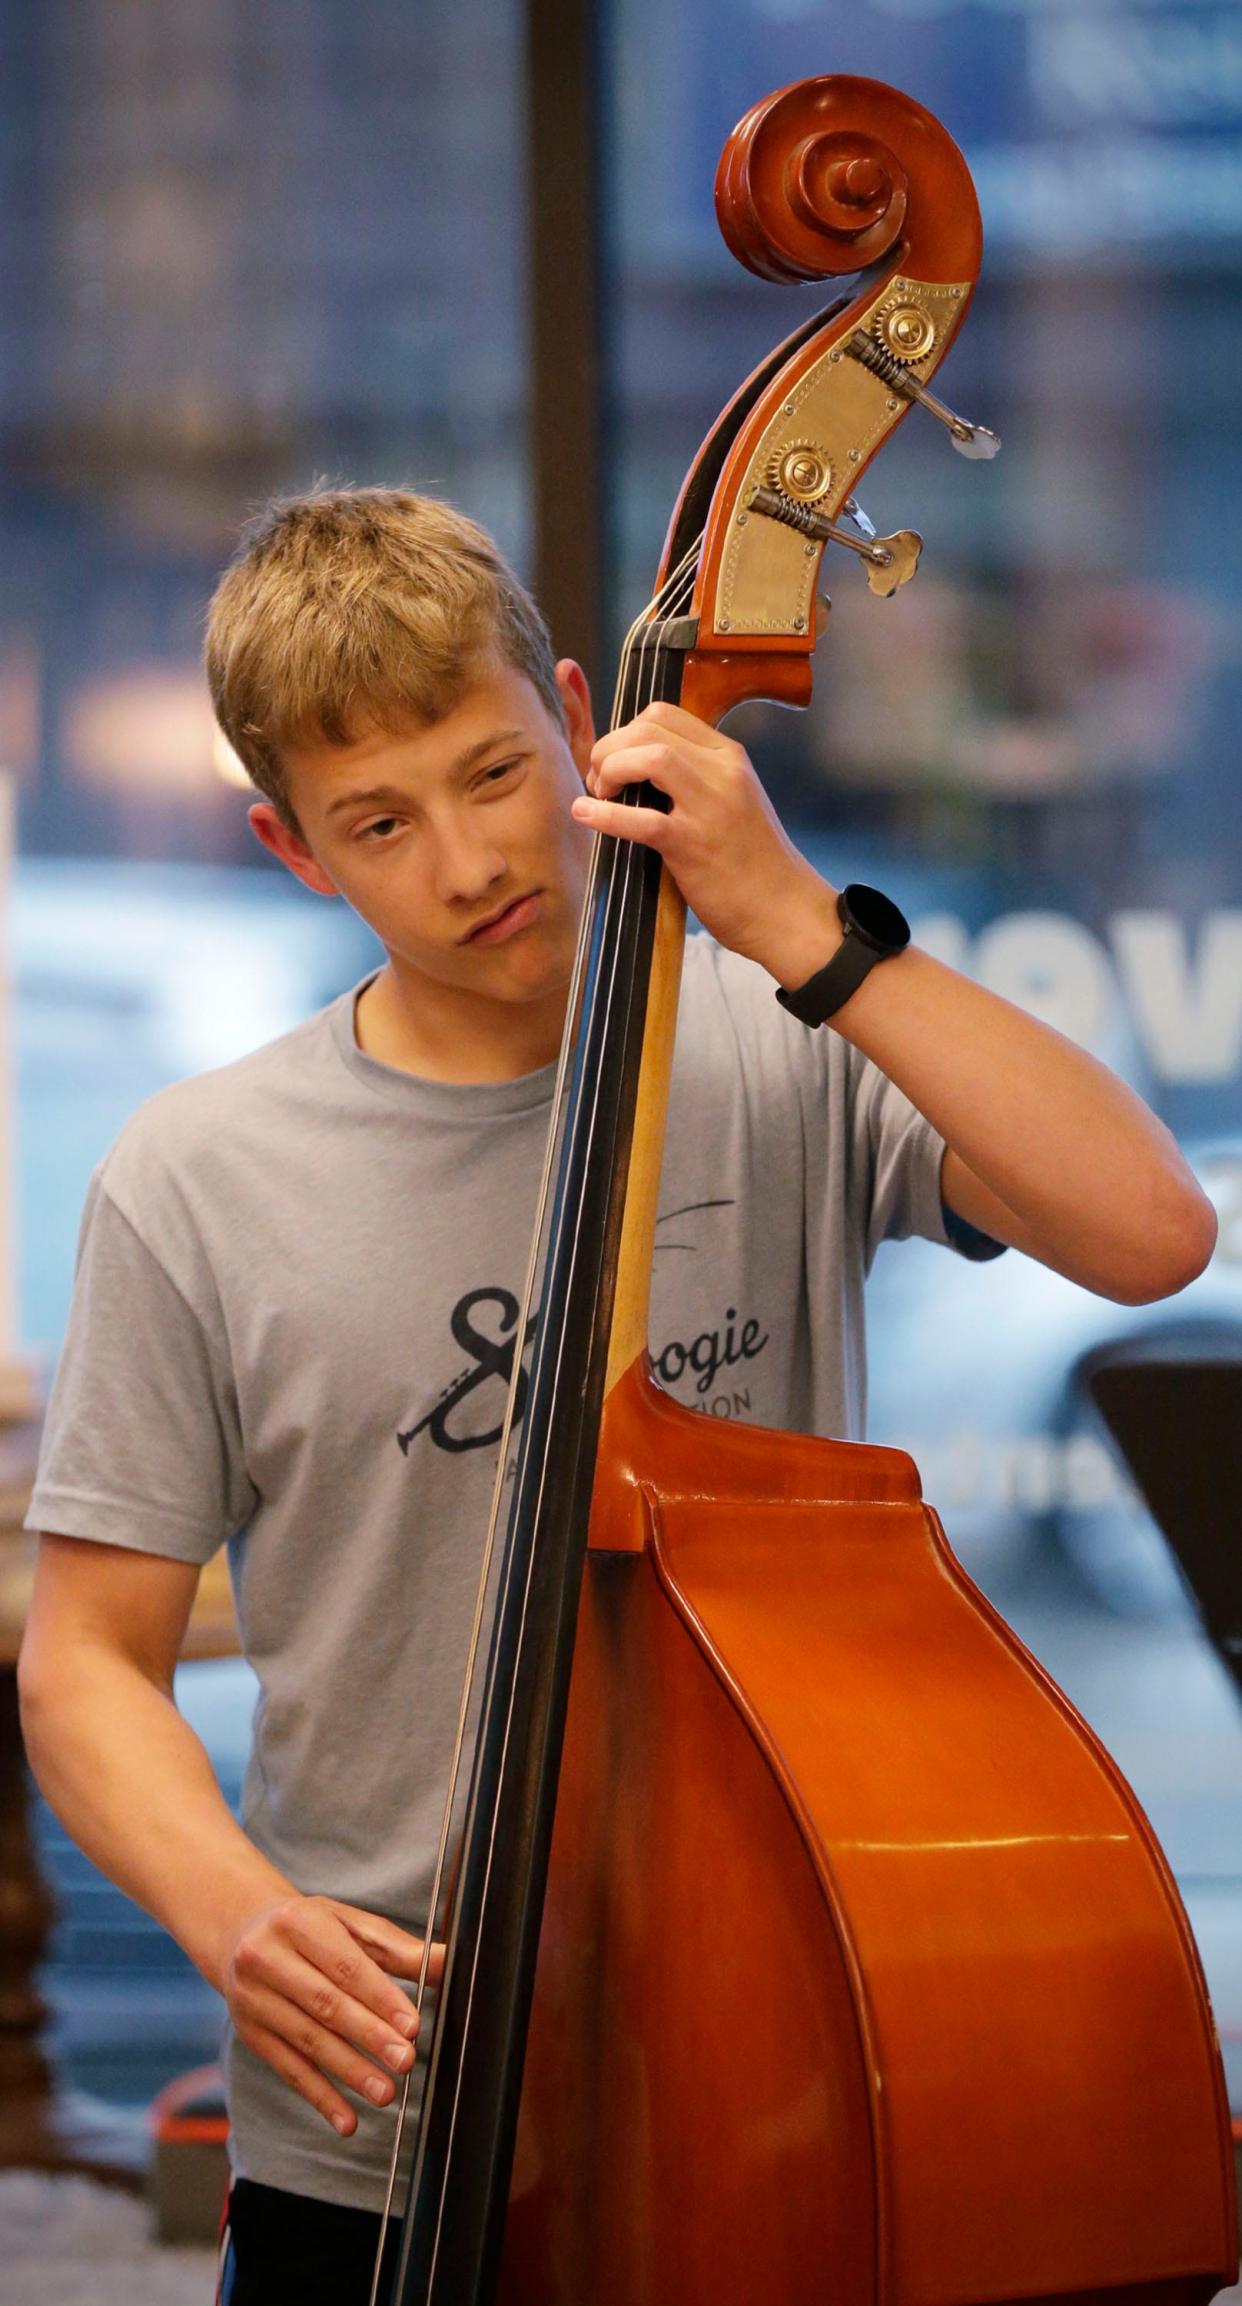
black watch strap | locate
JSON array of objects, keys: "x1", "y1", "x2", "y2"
[{"x1": 775, "y1": 883, "x2": 910, "y2": 1027}]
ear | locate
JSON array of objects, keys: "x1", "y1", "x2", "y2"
[
  {"x1": 554, "y1": 659, "x2": 595, "y2": 782},
  {"x1": 248, "y1": 802, "x2": 340, "y2": 898}
]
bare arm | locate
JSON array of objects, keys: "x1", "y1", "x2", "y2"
[
  {"x1": 826, "y1": 948, "x2": 1211, "y2": 1307},
  {"x1": 576, "y1": 702, "x2": 1216, "y2": 1306},
  {"x1": 19, "y1": 1534, "x2": 436, "y2": 2136}
]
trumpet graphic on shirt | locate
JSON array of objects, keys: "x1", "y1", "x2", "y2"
[
  {"x1": 397, "y1": 1199, "x2": 768, "y2": 1459},
  {"x1": 398, "y1": 1286, "x2": 538, "y2": 1457}
]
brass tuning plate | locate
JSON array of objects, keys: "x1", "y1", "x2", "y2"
[{"x1": 713, "y1": 272, "x2": 969, "y2": 637}]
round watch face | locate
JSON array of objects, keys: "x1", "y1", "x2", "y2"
[{"x1": 840, "y1": 882, "x2": 911, "y2": 954}]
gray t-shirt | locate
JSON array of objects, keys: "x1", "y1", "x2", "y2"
[{"x1": 28, "y1": 934, "x2": 981, "y2": 2210}]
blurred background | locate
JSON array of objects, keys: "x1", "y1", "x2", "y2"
[{"x1": 2, "y1": 0, "x2": 1238, "y2": 2223}]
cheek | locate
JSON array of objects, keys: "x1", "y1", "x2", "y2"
[
  {"x1": 544, "y1": 819, "x2": 591, "y2": 920},
  {"x1": 545, "y1": 790, "x2": 592, "y2": 870},
  {"x1": 327, "y1": 846, "x2": 435, "y2": 935}
]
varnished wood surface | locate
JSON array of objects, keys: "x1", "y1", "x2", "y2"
[
  {"x1": 501, "y1": 1359, "x2": 1237, "y2": 2306},
  {"x1": 716, "y1": 74, "x2": 983, "y2": 285},
  {"x1": 600, "y1": 648, "x2": 811, "y2": 1409},
  {"x1": 604, "y1": 872, "x2": 686, "y2": 1395}
]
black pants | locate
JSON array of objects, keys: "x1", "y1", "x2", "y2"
[{"x1": 219, "y1": 2178, "x2": 402, "y2": 2305}]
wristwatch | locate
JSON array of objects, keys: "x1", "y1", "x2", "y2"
[{"x1": 775, "y1": 883, "x2": 911, "y2": 1026}]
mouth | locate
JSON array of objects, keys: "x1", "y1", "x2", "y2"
[{"x1": 463, "y1": 890, "x2": 543, "y2": 945}]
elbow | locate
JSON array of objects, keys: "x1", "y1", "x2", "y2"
[
  {"x1": 17, "y1": 1625, "x2": 61, "y2": 1727},
  {"x1": 16, "y1": 1636, "x2": 54, "y2": 1782},
  {"x1": 1103, "y1": 1178, "x2": 1218, "y2": 1307},
  {"x1": 17, "y1": 1631, "x2": 41, "y2": 1722},
  {"x1": 17, "y1": 1636, "x2": 85, "y2": 1806},
  {"x1": 16, "y1": 1625, "x2": 77, "y2": 1787}
]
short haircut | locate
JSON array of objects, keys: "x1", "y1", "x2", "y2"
[{"x1": 205, "y1": 487, "x2": 564, "y2": 827}]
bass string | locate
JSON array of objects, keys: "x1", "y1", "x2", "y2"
[
  {"x1": 417, "y1": 568, "x2": 694, "y2": 2299},
  {"x1": 417, "y1": 541, "x2": 698, "y2": 1997},
  {"x1": 380, "y1": 616, "x2": 687, "y2": 2299},
  {"x1": 366, "y1": 538, "x2": 701, "y2": 2306},
  {"x1": 415, "y1": 559, "x2": 701, "y2": 2287}
]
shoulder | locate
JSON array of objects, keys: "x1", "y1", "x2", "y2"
[{"x1": 95, "y1": 996, "x2": 345, "y2": 1219}]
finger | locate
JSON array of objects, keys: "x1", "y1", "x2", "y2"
[
  {"x1": 334, "y1": 1902, "x2": 446, "y2": 1989},
  {"x1": 592, "y1": 700, "x2": 724, "y2": 760},
  {"x1": 239, "y1": 2015, "x2": 363, "y2": 2137},
  {"x1": 236, "y1": 1980, "x2": 408, "y2": 2112},
  {"x1": 585, "y1": 741, "x2": 688, "y2": 801},
  {"x1": 571, "y1": 796, "x2": 670, "y2": 849},
  {"x1": 283, "y1": 1903, "x2": 421, "y2": 2033},
  {"x1": 587, "y1": 736, "x2": 699, "y2": 794},
  {"x1": 639, "y1": 698, "x2": 729, "y2": 743},
  {"x1": 588, "y1": 744, "x2": 699, "y2": 804},
  {"x1": 267, "y1": 1947, "x2": 421, "y2": 2073}
]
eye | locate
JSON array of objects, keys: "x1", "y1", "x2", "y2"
[
  {"x1": 357, "y1": 815, "x2": 401, "y2": 842},
  {"x1": 477, "y1": 756, "x2": 523, "y2": 791}
]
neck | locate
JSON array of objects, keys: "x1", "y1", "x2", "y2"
[{"x1": 355, "y1": 961, "x2": 570, "y2": 1084}]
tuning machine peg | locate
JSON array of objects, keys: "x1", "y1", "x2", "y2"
[
  {"x1": 857, "y1": 529, "x2": 922, "y2": 595},
  {"x1": 748, "y1": 485, "x2": 923, "y2": 599},
  {"x1": 845, "y1": 329, "x2": 1000, "y2": 460}
]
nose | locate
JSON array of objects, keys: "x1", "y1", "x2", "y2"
[{"x1": 431, "y1": 813, "x2": 507, "y2": 909}]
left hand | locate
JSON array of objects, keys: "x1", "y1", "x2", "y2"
[{"x1": 572, "y1": 701, "x2": 839, "y2": 987}]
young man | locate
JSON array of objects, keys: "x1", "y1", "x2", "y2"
[{"x1": 18, "y1": 489, "x2": 1213, "y2": 2303}]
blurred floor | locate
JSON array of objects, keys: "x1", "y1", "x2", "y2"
[{"x1": 0, "y1": 2173, "x2": 216, "y2": 2303}]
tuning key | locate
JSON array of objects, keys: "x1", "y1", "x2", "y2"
[
  {"x1": 846, "y1": 330, "x2": 1000, "y2": 460},
  {"x1": 748, "y1": 485, "x2": 923, "y2": 597},
  {"x1": 860, "y1": 529, "x2": 922, "y2": 596},
  {"x1": 814, "y1": 514, "x2": 922, "y2": 596}
]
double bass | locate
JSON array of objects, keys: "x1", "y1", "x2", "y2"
[{"x1": 384, "y1": 74, "x2": 1239, "y2": 2306}]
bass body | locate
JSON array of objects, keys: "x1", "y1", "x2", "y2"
[
  {"x1": 393, "y1": 76, "x2": 1239, "y2": 2306},
  {"x1": 503, "y1": 1361, "x2": 1237, "y2": 2306}
]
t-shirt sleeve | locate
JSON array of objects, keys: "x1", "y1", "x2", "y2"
[
  {"x1": 25, "y1": 1176, "x2": 256, "y2": 1562},
  {"x1": 848, "y1": 1053, "x2": 1005, "y2": 1266}
]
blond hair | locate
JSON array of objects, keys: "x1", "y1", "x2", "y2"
[{"x1": 205, "y1": 487, "x2": 563, "y2": 826}]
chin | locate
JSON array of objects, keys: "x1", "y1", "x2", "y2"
[
  {"x1": 500, "y1": 964, "x2": 570, "y2": 1006},
  {"x1": 488, "y1": 935, "x2": 574, "y2": 997}
]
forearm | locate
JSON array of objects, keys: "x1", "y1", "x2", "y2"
[
  {"x1": 849, "y1": 946, "x2": 1209, "y2": 1288},
  {"x1": 19, "y1": 1645, "x2": 291, "y2": 1992},
  {"x1": 21, "y1": 1539, "x2": 431, "y2": 2136},
  {"x1": 765, "y1": 885, "x2": 1214, "y2": 1303}
]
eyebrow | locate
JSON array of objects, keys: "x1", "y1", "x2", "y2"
[{"x1": 325, "y1": 728, "x2": 528, "y2": 818}]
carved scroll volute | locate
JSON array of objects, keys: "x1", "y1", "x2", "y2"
[
  {"x1": 669, "y1": 75, "x2": 985, "y2": 731},
  {"x1": 715, "y1": 74, "x2": 981, "y2": 287},
  {"x1": 605, "y1": 80, "x2": 989, "y2": 1392}
]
